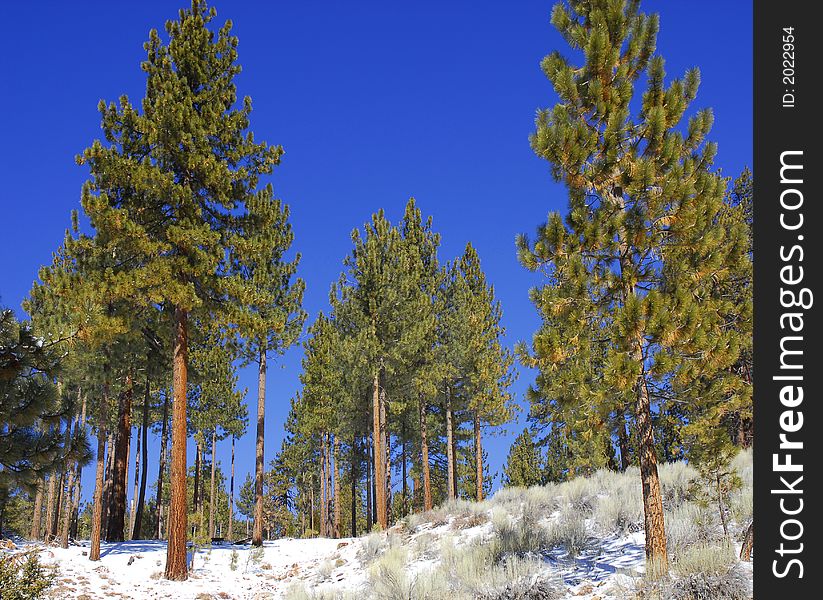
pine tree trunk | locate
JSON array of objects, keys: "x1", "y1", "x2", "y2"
[
  {"x1": 401, "y1": 426, "x2": 407, "y2": 516},
  {"x1": 300, "y1": 475, "x2": 306, "y2": 537},
  {"x1": 197, "y1": 441, "x2": 204, "y2": 535},
  {"x1": 309, "y1": 485, "x2": 315, "y2": 534},
  {"x1": 228, "y1": 436, "x2": 235, "y2": 541},
  {"x1": 209, "y1": 430, "x2": 217, "y2": 539},
  {"x1": 635, "y1": 362, "x2": 668, "y2": 570},
  {"x1": 133, "y1": 375, "x2": 150, "y2": 540},
  {"x1": 102, "y1": 431, "x2": 115, "y2": 536},
  {"x1": 618, "y1": 411, "x2": 631, "y2": 471},
  {"x1": 52, "y1": 470, "x2": 65, "y2": 541},
  {"x1": 49, "y1": 420, "x2": 72, "y2": 541},
  {"x1": 445, "y1": 385, "x2": 456, "y2": 500},
  {"x1": 381, "y1": 386, "x2": 390, "y2": 523},
  {"x1": 193, "y1": 439, "x2": 201, "y2": 537},
  {"x1": 44, "y1": 471, "x2": 57, "y2": 542},
  {"x1": 717, "y1": 474, "x2": 729, "y2": 537},
  {"x1": 70, "y1": 395, "x2": 87, "y2": 540},
  {"x1": 60, "y1": 455, "x2": 77, "y2": 547},
  {"x1": 90, "y1": 378, "x2": 110, "y2": 562},
  {"x1": 165, "y1": 306, "x2": 189, "y2": 581},
  {"x1": 366, "y1": 436, "x2": 373, "y2": 530},
  {"x1": 252, "y1": 346, "x2": 266, "y2": 547},
  {"x1": 59, "y1": 414, "x2": 78, "y2": 548},
  {"x1": 30, "y1": 478, "x2": 44, "y2": 540},
  {"x1": 319, "y1": 435, "x2": 327, "y2": 537},
  {"x1": 334, "y1": 435, "x2": 341, "y2": 538},
  {"x1": 419, "y1": 396, "x2": 432, "y2": 511},
  {"x1": 350, "y1": 439, "x2": 358, "y2": 538},
  {"x1": 740, "y1": 522, "x2": 753, "y2": 561},
  {"x1": 372, "y1": 372, "x2": 387, "y2": 529},
  {"x1": 474, "y1": 411, "x2": 483, "y2": 502},
  {"x1": 155, "y1": 388, "x2": 170, "y2": 539},
  {"x1": 107, "y1": 373, "x2": 132, "y2": 542},
  {"x1": 129, "y1": 419, "x2": 140, "y2": 539}
]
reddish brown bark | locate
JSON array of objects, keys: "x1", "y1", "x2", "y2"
[
  {"x1": 30, "y1": 478, "x2": 44, "y2": 540},
  {"x1": 209, "y1": 430, "x2": 217, "y2": 539},
  {"x1": 474, "y1": 411, "x2": 483, "y2": 502},
  {"x1": 740, "y1": 522, "x2": 753, "y2": 561},
  {"x1": 89, "y1": 379, "x2": 110, "y2": 562},
  {"x1": 350, "y1": 439, "x2": 358, "y2": 538},
  {"x1": 133, "y1": 374, "x2": 150, "y2": 539},
  {"x1": 333, "y1": 435, "x2": 341, "y2": 538},
  {"x1": 445, "y1": 385, "x2": 456, "y2": 500},
  {"x1": 107, "y1": 374, "x2": 132, "y2": 542},
  {"x1": 372, "y1": 373, "x2": 387, "y2": 529},
  {"x1": 319, "y1": 434, "x2": 327, "y2": 537},
  {"x1": 419, "y1": 396, "x2": 432, "y2": 511},
  {"x1": 194, "y1": 439, "x2": 201, "y2": 535},
  {"x1": 366, "y1": 437, "x2": 373, "y2": 530},
  {"x1": 70, "y1": 395, "x2": 88, "y2": 540},
  {"x1": 44, "y1": 471, "x2": 57, "y2": 541},
  {"x1": 228, "y1": 436, "x2": 235, "y2": 540},
  {"x1": 60, "y1": 412, "x2": 78, "y2": 548},
  {"x1": 164, "y1": 307, "x2": 189, "y2": 581},
  {"x1": 252, "y1": 346, "x2": 266, "y2": 547},
  {"x1": 636, "y1": 353, "x2": 668, "y2": 569},
  {"x1": 155, "y1": 388, "x2": 170, "y2": 539},
  {"x1": 381, "y1": 386, "x2": 391, "y2": 522}
]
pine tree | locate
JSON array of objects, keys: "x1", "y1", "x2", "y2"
[
  {"x1": 223, "y1": 184, "x2": 305, "y2": 547},
  {"x1": 77, "y1": 0, "x2": 280, "y2": 578},
  {"x1": 517, "y1": 0, "x2": 744, "y2": 570},
  {"x1": 0, "y1": 309, "x2": 75, "y2": 496},
  {"x1": 189, "y1": 324, "x2": 246, "y2": 540},
  {"x1": 331, "y1": 210, "x2": 404, "y2": 530},
  {"x1": 454, "y1": 243, "x2": 515, "y2": 501},
  {"x1": 25, "y1": 226, "x2": 129, "y2": 556},
  {"x1": 502, "y1": 429, "x2": 545, "y2": 488}
]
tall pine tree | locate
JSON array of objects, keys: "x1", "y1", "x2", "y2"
[
  {"x1": 518, "y1": 0, "x2": 744, "y2": 570},
  {"x1": 77, "y1": 0, "x2": 280, "y2": 578}
]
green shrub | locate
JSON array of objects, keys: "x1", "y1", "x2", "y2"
[{"x1": 0, "y1": 551, "x2": 56, "y2": 600}]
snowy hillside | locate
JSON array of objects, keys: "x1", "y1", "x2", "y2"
[{"x1": 9, "y1": 452, "x2": 752, "y2": 600}]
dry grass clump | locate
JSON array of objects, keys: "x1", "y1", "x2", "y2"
[
  {"x1": 639, "y1": 542, "x2": 749, "y2": 600},
  {"x1": 658, "y1": 461, "x2": 699, "y2": 509},
  {"x1": 357, "y1": 531, "x2": 403, "y2": 565},
  {"x1": 591, "y1": 469, "x2": 644, "y2": 534},
  {"x1": 367, "y1": 546, "x2": 448, "y2": 600},
  {"x1": 665, "y1": 503, "x2": 724, "y2": 559}
]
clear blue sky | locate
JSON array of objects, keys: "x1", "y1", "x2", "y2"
[{"x1": 0, "y1": 1, "x2": 751, "y2": 509}]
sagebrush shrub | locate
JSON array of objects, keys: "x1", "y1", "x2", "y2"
[
  {"x1": 357, "y1": 531, "x2": 402, "y2": 565},
  {"x1": 548, "y1": 510, "x2": 588, "y2": 557},
  {"x1": 658, "y1": 461, "x2": 699, "y2": 509}
]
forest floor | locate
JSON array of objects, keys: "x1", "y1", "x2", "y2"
[
  {"x1": 25, "y1": 529, "x2": 653, "y2": 599},
  {"x1": 15, "y1": 453, "x2": 754, "y2": 599}
]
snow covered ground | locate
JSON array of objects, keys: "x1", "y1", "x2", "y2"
[
  {"x1": 28, "y1": 536, "x2": 365, "y2": 599},
  {"x1": 9, "y1": 455, "x2": 754, "y2": 599},
  {"x1": 15, "y1": 521, "x2": 749, "y2": 599},
  {"x1": 24, "y1": 525, "x2": 648, "y2": 599}
]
